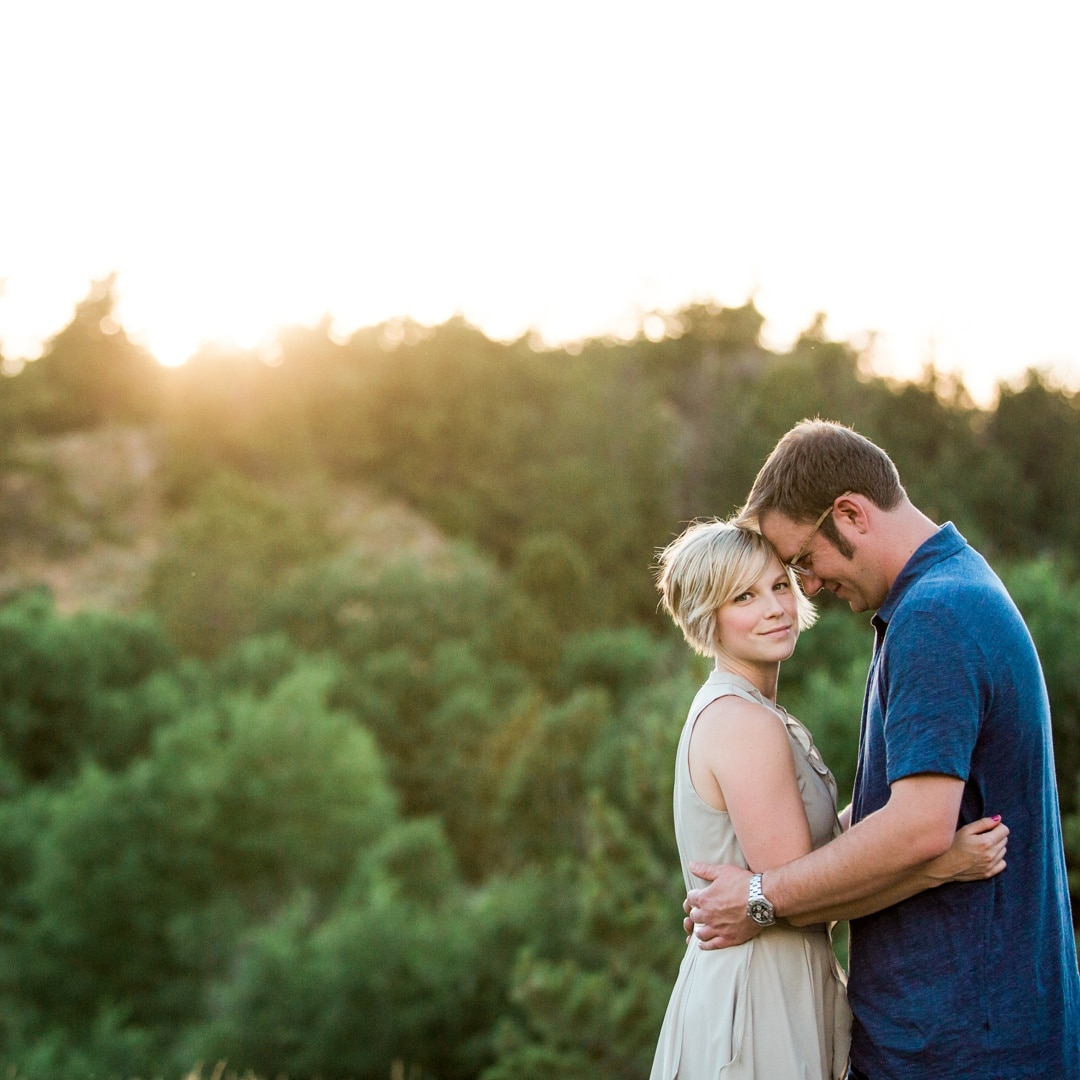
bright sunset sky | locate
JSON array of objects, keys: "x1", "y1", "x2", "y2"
[{"x1": 1, "y1": 1, "x2": 1077, "y2": 404}]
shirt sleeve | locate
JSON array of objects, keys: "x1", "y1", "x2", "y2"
[{"x1": 878, "y1": 607, "x2": 986, "y2": 785}]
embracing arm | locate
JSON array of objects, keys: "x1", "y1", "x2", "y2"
[
  {"x1": 687, "y1": 772, "x2": 980, "y2": 947},
  {"x1": 759, "y1": 773, "x2": 965, "y2": 913},
  {"x1": 785, "y1": 786, "x2": 1007, "y2": 924},
  {"x1": 684, "y1": 694, "x2": 815, "y2": 939},
  {"x1": 787, "y1": 810, "x2": 1007, "y2": 925}
]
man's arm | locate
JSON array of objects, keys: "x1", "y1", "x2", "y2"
[
  {"x1": 787, "y1": 813, "x2": 1007, "y2": 925},
  {"x1": 686, "y1": 773, "x2": 964, "y2": 948}
]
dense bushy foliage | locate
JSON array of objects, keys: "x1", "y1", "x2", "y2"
[{"x1": 1, "y1": 285, "x2": 1079, "y2": 1077}]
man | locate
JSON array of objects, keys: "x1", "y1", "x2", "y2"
[{"x1": 684, "y1": 420, "x2": 1080, "y2": 1079}]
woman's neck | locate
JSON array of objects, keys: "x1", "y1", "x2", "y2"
[{"x1": 713, "y1": 655, "x2": 780, "y2": 702}]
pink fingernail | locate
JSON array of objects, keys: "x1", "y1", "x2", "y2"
[{"x1": 992, "y1": 815, "x2": 1001, "y2": 822}]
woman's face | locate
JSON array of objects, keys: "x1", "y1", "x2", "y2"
[{"x1": 714, "y1": 556, "x2": 800, "y2": 665}]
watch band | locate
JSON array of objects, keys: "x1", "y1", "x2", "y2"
[{"x1": 747, "y1": 872, "x2": 776, "y2": 926}]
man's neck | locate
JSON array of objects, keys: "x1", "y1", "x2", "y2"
[{"x1": 876, "y1": 500, "x2": 940, "y2": 588}]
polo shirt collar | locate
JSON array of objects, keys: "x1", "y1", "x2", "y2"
[{"x1": 875, "y1": 521, "x2": 967, "y2": 626}]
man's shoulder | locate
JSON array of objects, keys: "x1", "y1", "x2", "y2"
[
  {"x1": 887, "y1": 545, "x2": 1042, "y2": 689},
  {"x1": 897, "y1": 544, "x2": 1011, "y2": 619}
]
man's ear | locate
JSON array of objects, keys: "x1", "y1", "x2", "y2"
[{"x1": 834, "y1": 493, "x2": 870, "y2": 534}]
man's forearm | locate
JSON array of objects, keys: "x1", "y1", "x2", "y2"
[
  {"x1": 762, "y1": 795, "x2": 955, "y2": 919},
  {"x1": 787, "y1": 863, "x2": 943, "y2": 925},
  {"x1": 686, "y1": 774, "x2": 963, "y2": 950},
  {"x1": 788, "y1": 812, "x2": 1008, "y2": 926}
]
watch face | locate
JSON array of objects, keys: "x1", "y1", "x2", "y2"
[{"x1": 748, "y1": 898, "x2": 775, "y2": 926}]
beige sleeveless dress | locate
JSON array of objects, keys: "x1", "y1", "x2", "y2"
[{"x1": 650, "y1": 670, "x2": 851, "y2": 1080}]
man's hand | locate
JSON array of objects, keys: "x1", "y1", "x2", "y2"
[{"x1": 682, "y1": 862, "x2": 761, "y2": 950}]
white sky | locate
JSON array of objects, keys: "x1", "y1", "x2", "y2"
[{"x1": 1, "y1": 1, "x2": 1077, "y2": 404}]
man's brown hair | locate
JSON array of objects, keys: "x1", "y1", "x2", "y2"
[{"x1": 737, "y1": 420, "x2": 906, "y2": 547}]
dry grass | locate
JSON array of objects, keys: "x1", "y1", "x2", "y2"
[{"x1": 0, "y1": 427, "x2": 451, "y2": 615}]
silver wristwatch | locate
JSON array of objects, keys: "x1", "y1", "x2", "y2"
[{"x1": 747, "y1": 873, "x2": 776, "y2": 926}]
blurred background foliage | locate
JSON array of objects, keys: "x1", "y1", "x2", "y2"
[{"x1": 1, "y1": 279, "x2": 1079, "y2": 1078}]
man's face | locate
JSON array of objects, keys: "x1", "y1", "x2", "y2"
[{"x1": 760, "y1": 507, "x2": 883, "y2": 613}]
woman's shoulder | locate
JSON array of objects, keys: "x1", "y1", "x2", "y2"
[
  {"x1": 691, "y1": 671, "x2": 774, "y2": 713},
  {"x1": 694, "y1": 689, "x2": 787, "y2": 744}
]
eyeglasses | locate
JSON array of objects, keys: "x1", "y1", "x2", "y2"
[{"x1": 786, "y1": 491, "x2": 853, "y2": 576}]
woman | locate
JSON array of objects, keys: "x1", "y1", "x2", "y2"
[{"x1": 649, "y1": 519, "x2": 1007, "y2": 1080}]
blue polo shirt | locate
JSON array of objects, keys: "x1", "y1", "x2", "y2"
[{"x1": 848, "y1": 524, "x2": 1080, "y2": 1079}]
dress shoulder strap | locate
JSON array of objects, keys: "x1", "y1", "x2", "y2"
[{"x1": 686, "y1": 673, "x2": 774, "y2": 729}]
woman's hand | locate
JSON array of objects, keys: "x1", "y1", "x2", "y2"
[{"x1": 927, "y1": 815, "x2": 1009, "y2": 884}]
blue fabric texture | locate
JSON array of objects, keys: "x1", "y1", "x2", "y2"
[{"x1": 848, "y1": 524, "x2": 1080, "y2": 1079}]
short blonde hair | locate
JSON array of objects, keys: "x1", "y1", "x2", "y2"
[{"x1": 655, "y1": 519, "x2": 817, "y2": 657}]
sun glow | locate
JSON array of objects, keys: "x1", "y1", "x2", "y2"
[{"x1": 1, "y1": 2, "x2": 1077, "y2": 405}]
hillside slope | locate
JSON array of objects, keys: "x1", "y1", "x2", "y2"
[{"x1": 0, "y1": 426, "x2": 449, "y2": 613}]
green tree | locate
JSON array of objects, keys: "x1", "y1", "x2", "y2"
[
  {"x1": 144, "y1": 472, "x2": 334, "y2": 658},
  {"x1": 0, "y1": 662, "x2": 399, "y2": 1077},
  {"x1": 5, "y1": 276, "x2": 162, "y2": 433},
  {"x1": 0, "y1": 590, "x2": 177, "y2": 783},
  {"x1": 475, "y1": 667, "x2": 699, "y2": 1080},
  {"x1": 181, "y1": 819, "x2": 508, "y2": 1080},
  {"x1": 982, "y1": 373, "x2": 1080, "y2": 558},
  {"x1": 158, "y1": 343, "x2": 323, "y2": 502}
]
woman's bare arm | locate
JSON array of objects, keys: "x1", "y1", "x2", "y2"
[{"x1": 689, "y1": 694, "x2": 813, "y2": 873}]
